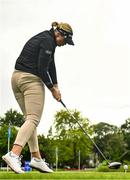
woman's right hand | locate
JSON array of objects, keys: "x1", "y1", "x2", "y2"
[{"x1": 50, "y1": 86, "x2": 61, "y2": 101}]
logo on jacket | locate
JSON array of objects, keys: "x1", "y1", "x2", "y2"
[{"x1": 45, "y1": 50, "x2": 52, "y2": 55}]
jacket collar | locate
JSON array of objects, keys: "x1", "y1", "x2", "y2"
[{"x1": 49, "y1": 28, "x2": 57, "y2": 47}]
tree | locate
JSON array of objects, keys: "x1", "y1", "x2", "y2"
[
  {"x1": 0, "y1": 125, "x2": 18, "y2": 165},
  {"x1": 48, "y1": 109, "x2": 93, "y2": 168},
  {"x1": 0, "y1": 109, "x2": 25, "y2": 166},
  {"x1": 0, "y1": 109, "x2": 24, "y2": 127},
  {"x1": 92, "y1": 122, "x2": 127, "y2": 161},
  {"x1": 120, "y1": 118, "x2": 130, "y2": 161},
  {"x1": 103, "y1": 133, "x2": 126, "y2": 161},
  {"x1": 93, "y1": 122, "x2": 119, "y2": 138},
  {"x1": 121, "y1": 118, "x2": 130, "y2": 148},
  {"x1": 121, "y1": 118, "x2": 130, "y2": 134}
]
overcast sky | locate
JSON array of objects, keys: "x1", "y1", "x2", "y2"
[{"x1": 1, "y1": 0, "x2": 130, "y2": 135}]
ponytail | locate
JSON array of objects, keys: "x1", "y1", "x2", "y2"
[{"x1": 51, "y1": 22, "x2": 59, "y2": 29}]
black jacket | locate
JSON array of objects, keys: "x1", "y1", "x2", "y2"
[{"x1": 15, "y1": 29, "x2": 57, "y2": 89}]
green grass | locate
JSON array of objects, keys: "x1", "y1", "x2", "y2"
[{"x1": 0, "y1": 171, "x2": 130, "y2": 179}]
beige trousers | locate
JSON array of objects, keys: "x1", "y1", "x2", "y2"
[{"x1": 11, "y1": 71, "x2": 45, "y2": 152}]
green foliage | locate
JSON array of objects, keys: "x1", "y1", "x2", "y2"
[
  {"x1": 0, "y1": 109, "x2": 24, "y2": 127},
  {"x1": 48, "y1": 109, "x2": 93, "y2": 168},
  {"x1": 104, "y1": 133, "x2": 127, "y2": 161},
  {"x1": 1, "y1": 108, "x2": 130, "y2": 170},
  {"x1": 93, "y1": 122, "x2": 119, "y2": 138},
  {"x1": 0, "y1": 109, "x2": 24, "y2": 165},
  {"x1": 92, "y1": 122, "x2": 127, "y2": 162},
  {"x1": 0, "y1": 125, "x2": 18, "y2": 165},
  {"x1": 121, "y1": 119, "x2": 130, "y2": 150},
  {"x1": 120, "y1": 118, "x2": 130, "y2": 161},
  {"x1": 121, "y1": 118, "x2": 130, "y2": 133},
  {"x1": 53, "y1": 109, "x2": 91, "y2": 137}
]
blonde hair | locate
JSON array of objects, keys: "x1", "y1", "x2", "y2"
[
  {"x1": 51, "y1": 21, "x2": 73, "y2": 34},
  {"x1": 51, "y1": 22, "x2": 59, "y2": 29}
]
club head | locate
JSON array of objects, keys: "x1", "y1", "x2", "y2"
[{"x1": 108, "y1": 162, "x2": 121, "y2": 169}]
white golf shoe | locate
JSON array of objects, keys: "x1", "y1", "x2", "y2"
[
  {"x1": 30, "y1": 157, "x2": 53, "y2": 173},
  {"x1": 2, "y1": 151, "x2": 24, "y2": 174}
]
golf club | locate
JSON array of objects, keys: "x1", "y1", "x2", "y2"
[{"x1": 60, "y1": 100, "x2": 121, "y2": 169}]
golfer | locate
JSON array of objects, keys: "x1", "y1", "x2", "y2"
[{"x1": 2, "y1": 22, "x2": 74, "y2": 173}]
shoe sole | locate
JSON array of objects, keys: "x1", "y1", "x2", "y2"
[
  {"x1": 2, "y1": 156, "x2": 24, "y2": 174},
  {"x1": 30, "y1": 164, "x2": 53, "y2": 173}
]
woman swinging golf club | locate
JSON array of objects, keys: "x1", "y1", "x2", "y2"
[{"x1": 2, "y1": 21, "x2": 74, "y2": 173}]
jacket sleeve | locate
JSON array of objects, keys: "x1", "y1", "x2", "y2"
[
  {"x1": 48, "y1": 57, "x2": 58, "y2": 85},
  {"x1": 38, "y1": 39, "x2": 54, "y2": 89}
]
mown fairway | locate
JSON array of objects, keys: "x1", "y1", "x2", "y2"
[{"x1": 0, "y1": 171, "x2": 130, "y2": 179}]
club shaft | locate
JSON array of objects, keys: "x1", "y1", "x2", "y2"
[{"x1": 60, "y1": 100, "x2": 109, "y2": 163}]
